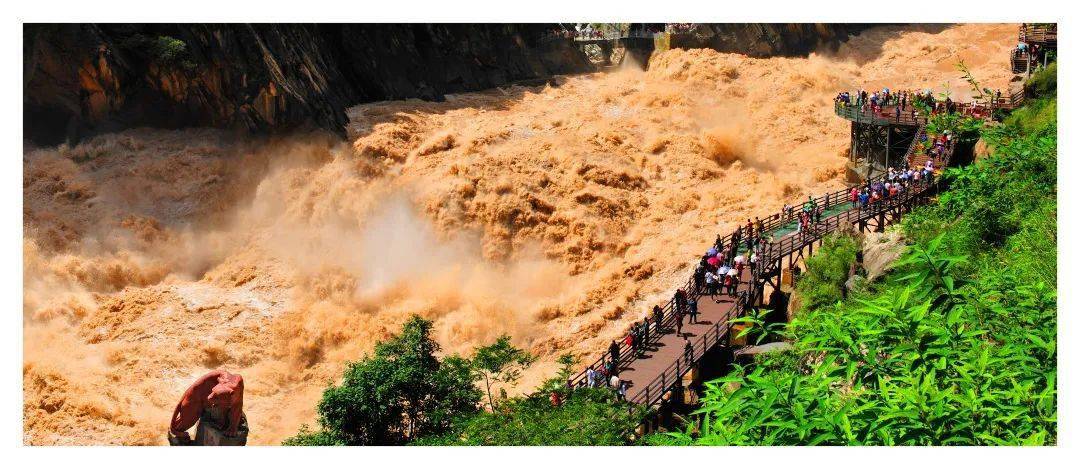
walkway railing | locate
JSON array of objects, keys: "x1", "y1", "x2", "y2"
[
  {"x1": 1020, "y1": 24, "x2": 1057, "y2": 45},
  {"x1": 834, "y1": 102, "x2": 927, "y2": 126},
  {"x1": 627, "y1": 171, "x2": 944, "y2": 409},
  {"x1": 628, "y1": 291, "x2": 748, "y2": 405},
  {"x1": 570, "y1": 112, "x2": 960, "y2": 409}
]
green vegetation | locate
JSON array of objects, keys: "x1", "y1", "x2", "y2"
[
  {"x1": 795, "y1": 234, "x2": 860, "y2": 312},
  {"x1": 1026, "y1": 61, "x2": 1057, "y2": 97},
  {"x1": 120, "y1": 34, "x2": 198, "y2": 71},
  {"x1": 286, "y1": 317, "x2": 640, "y2": 446},
  {"x1": 283, "y1": 316, "x2": 480, "y2": 445},
  {"x1": 472, "y1": 335, "x2": 535, "y2": 410},
  {"x1": 414, "y1": 387, "x2": 641, "y2": 446},
  {"x1": 650, "y1": 82, "x2": 1056, "y2": 446}
]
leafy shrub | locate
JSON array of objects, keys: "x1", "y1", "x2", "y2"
[
  {"x1": 472, "y1": 335, "x2": 534, "y2": 410},
  {"x1": 120, "y1": 34, "x2": 197, "y2": 71},
  {"x1": 1026, "y1": 61, "x2": 1057, "y2": 98},
  {"x1": 1004, "y1": 97, "x2": 1056, "y2": 134},
  {"x1": 414, "y1": 387, "x2": 641, "y2": 446},
  {"x1": 797, "y1": 234, "x2": 859, "y2": 311},
  {"x1": 286, "y1": 315, "x2": 481, "y2": 445},
  {"x1": 281, "y1": 425, "x2": 345, "y2": 446}
]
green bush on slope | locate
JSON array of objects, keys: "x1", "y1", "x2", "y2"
[
  {"x1": 284, "y1": 316, "x2": 481, "y2": 446},
  {"x1": 413, "y1": 387, "x2": 641, "y2": 446},
  {"x1": 797, "y1": 234, "x2": 860, "y2": 312}
]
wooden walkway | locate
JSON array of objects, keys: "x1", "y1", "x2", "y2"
[
  {"x1": 617, "y1": 276, "x2": 747, "y2": 405},
  {"x1": 570, "y1": 124, "x2": 960, "y2": 408}
]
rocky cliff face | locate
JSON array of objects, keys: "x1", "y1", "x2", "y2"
[
  {"x1": 23, "y1": 24, "x2": 589, "y2": 144},
  {"x1": 24, "y1": 24, "x2": 869, "y2": 144},
  {"x1": 671, "y1": 23, "x2": 872, "y2": 57}
]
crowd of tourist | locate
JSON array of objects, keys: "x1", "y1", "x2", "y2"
[
  {"x1": 665, "y1": 23, "x2": 695, "y2": 34},
  {"x1": 542, "y1": 24, "x2": 694, "y2": 42},
  {"x1": 1014, "y1": 40, "x2": 1055, "y2": 73},
  {"x1": 574, "y1": 213, "x2": 776, "y2": 400},
  {"x1": 912, "y1": 130, "x2": 954, "y2": 169},
  {"x1": 848, "y1": 161, "x2": 936, "y2": 211},
  {"x1": 835, "y1": 86, "x2": 1006, "y2": 122}
]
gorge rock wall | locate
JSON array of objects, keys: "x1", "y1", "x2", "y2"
[
  {"x1": 24, "y1": 23, "x2": 870, "y2": 144},
  {"x1": 23, "y1": 23, "x2": 589, "y2": 144},
  {"x1": 670, "y1": 23, "x2": 873, "y2": 57}
]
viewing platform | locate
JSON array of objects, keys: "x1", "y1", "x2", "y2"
[
  {"x1": 834, "y1": 102, "x2": 927, "y2": 127},
  {"x1": 1020, "y1": 24, "x2": 1056, "y2": 48}
]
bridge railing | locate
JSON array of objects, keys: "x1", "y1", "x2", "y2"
[
  {"x1": 628, "y1": 291, "x2": 748, "y2": 406},
  {"x1": 834, "y1": 102, "x2": 928, "y2": 126},
  {"x1": 1021, "y1": 24, "x2": 1057, "y2": 45}
]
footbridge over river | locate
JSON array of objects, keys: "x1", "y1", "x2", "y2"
[{"x1": 568, "y1": 104, "x2": 963, "y2": 417}]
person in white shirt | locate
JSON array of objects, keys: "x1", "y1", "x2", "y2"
[{"x1": 705, "y1": 271, "x2": 718, "y2": 294}]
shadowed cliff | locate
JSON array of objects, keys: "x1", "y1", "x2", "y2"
[{"x1": 23, "y1": 23, "x2": 873, "y2": 145}]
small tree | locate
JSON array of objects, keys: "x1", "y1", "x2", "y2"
[
  {"x1": 539, "y1": 353, "x2": 579, "y2": 394},
  {"x1": 472, "y1": 335, "x2": 534, "y2": 410},
  {"x1": 295, "y1": 315, "x2": 481, "y2": 445}
]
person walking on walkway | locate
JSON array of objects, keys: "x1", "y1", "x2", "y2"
[
  {"x1": 727, "y1": 268, "x2": 739, "y2": 296},
  {"x1": 675, "y1": 289, "x2": 688, "y2": 321},
  {"x1": 745, "y1": 219, "x2": 755, "y2": 249},
  {"x1": 705, "y1": 270, "x2": 719, "y2": 295},
  {"x1": 688, "y1": 296, "x2": 699, "y2": 324},
  {"x1": 674, "y1": 307, "x2": 683, "y2": 336},
  {"x1": 693, "y1": 264, "x2": 706, "y2": 294},
  {"x1": 609, "y1": 339, "x2": 621, "y2": 366},
  {"x1": 683, "y1": 338, "x2": 694, "y2": 364}
]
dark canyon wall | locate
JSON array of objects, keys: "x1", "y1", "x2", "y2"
[
  {"x1": 24, "y1": 23, "x2": 870, "y2": 145},
  {"x1": 670, "y1": 23, "x2": 873, "y2": 57},
  {"x1": 23, "y1": 23, "x2": 589, "y2": 144}
]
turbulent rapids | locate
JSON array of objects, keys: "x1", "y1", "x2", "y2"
[{"x1": 23, "y1": 24, "x2": 1017, "y2": 445}]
